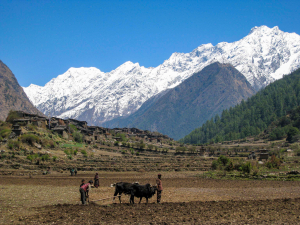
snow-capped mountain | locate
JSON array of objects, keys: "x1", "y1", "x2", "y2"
[{"x1": 23, "y1": 26, "x2": 300, "y2": 125}]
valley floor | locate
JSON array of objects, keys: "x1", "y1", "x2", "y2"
[{"x1": 1, "y1": 171, "x2": 300, "y2": 224}]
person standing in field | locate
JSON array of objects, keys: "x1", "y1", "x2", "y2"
[
  {"x1": 94, "y1": 173, "x2": 99, "y2": 188},
  {"x1": 156, "y1": 173, "x2": 163, "y2": 203},
  {"x1": 70, "y1": 168, "x2": 74, "y2": 176},
  {"x1": 79, "y1": 180, "x2": 93, "y2": 205}
]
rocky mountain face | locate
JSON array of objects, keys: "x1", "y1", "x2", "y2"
[
  {"x1": 104, "y1": 62, "x2": 256, "y2": 140},
  {"x1": 23, "y1": 26, "x2": 300, "y2": 126},
  {"x1": 0, "y1": 60, "x2": 41, "y2": 121}
]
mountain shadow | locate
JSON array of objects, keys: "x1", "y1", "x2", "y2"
[
  {"x1": 0, "y1": 60, "x2": 42, "y2": 121},
  {"x1": 104, "y1": 62, "x2": 256, "y2": 140}
]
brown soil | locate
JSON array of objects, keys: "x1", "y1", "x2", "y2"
[
  {"x1": 1, "y1": 172, "x2": 300, "y2": 224},
  {"x1": 21, "y1": 198, "x2": 300, "y2": 224}
]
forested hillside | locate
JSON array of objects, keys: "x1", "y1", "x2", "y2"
[{"x1": 181, "y1": 68, "x2": 300, "y2": 144}]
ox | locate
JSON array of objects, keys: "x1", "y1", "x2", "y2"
[
  {"x1": 112, "y1": 182, "x2": 139, "y2": 203},
  {"x1": 129, "y1": 183, "x2": 157, "y2": 204}
]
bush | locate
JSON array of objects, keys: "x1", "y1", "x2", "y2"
[
  {"x1": 217, "y1": 155, "x2": 230, "y2": 166},
  {"x1": 73, "y1": 131, "x2": 83, "y2": 143},
  {"x1": 7, "y1": 140, "x2": 21, "y2": 150},
  {"x1": 286, "y1": 127, "x2": 300, "y2": 143},
  {"x1": 41, "y1": 154, "x2": 50, "y2": 161},
  {"x1": 28, "y1": 124, "x2": 37, "y2": 131},
  {"x1": 225, "y1": 161, "x2": 234, "y2": 171},
  {"x1": 211, "y1": 160, "x2": 219, "y2": 170},
  {"x1": 20, "y1": 134, "x2": 39, "y2": 146},
  {"x1": 241, "y1": 162, "x2": 252, "y2": 173},
  {"x1": 130, "y1": 148, "x2": 135, "y2": 155},
  {"x1": 53, "y1": 156, "x2": 57, "y2": 162},
  {"x1": 81, "y1": 149, "x2": 87, "y2": 157},
  {"x1": 5, "y1": 110, "x2": 20, "y2": 123},
  {"x1": 0, "y1": 129, "x2": 11, "y2": 138},
  {"x1": 64, "y1": 149, "x2": 69, "y2": 155},
  {"x1": 116, "y1": 133, "x2": 127, "y2": 142},
  {"x1": 266, "y1": 155, "x2": 281, "y2": 169}
]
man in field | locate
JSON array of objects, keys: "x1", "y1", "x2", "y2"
[
  {"x1": 79, "y1": 180, "x2": 93, "y2": 205},
  {"x1": 156, "y1": 173, "x2": 163, "y2": 203}
]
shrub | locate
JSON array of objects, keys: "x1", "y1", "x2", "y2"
[
  {"x1": 217, "y1": 155, "x2": 230, "y2": 166},
  {"x1": 53, "y1": 156, "x2": 57, "y2": 162},
  {"x1": 211, "y1": 160, "x2": 219, "y2": 170},
  {"x1": 64, "y1": 149, "x2": 70, "y2": 155},
  {"x1": 5, "y1": 110, "x2": 20, "y2": 123},
  {"x1": 0, "y1": 129, "x2": 11, "y2": 138},
  {"x1": 41, "y1": 154, "x2": 50, "y2": 161},
  {"x1": 27, "y1": 124, "x2": 37, "y2": 131},
  {"x1": 116, "y1": 133, "x2": 127, "y2": 142},
  {"x1": 7, "y1": 140, "x2": 21, "y2": 150},
  {"x1": 266, "y1": 155, "x2": 281, "y2": 169},
  {"x1": 130, "y1": 148, "x2": 135, "y2": 155},
  {"x1": 139, "y1": 142, "x2": 145, "y2": 150},
  {"x1": 20, "y1": 134, "x2": 39, "y2": 146},
  {"x1": 68, "y1": 155, "x2": 73, "y2": 160},
  {"x1": 241, "y1": 162, "x2": 252, "y2": 173},
  {"x1": 286, "y1": 127, "x2": 300, "y2": 143},
  {"x1": 73, "y1": 131, "x2": 83, "y2": 143},
  {"x1": 225, "y1": 161, "x2": 234, "y2": 171}
]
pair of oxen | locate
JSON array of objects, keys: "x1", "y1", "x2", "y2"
[{"x1": 112, "y1": 182, "x2": 157, "y2": 204}]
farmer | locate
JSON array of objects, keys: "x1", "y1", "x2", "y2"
[
  {"x1": 80, "y1": 179, "x2": 85, "y2": 187},
  {"x1": 94, "y1": 173, "x2": 99, "y2": 188},
  {"x1": 79, "y1": 180, "x2": 93, "y2": 205},
  {"x1": 156, "y1": 173, "x2": 163, "y2": 203},
  {"x1": 70, "y1": 168, "x2": 74, "y2": 176},
  {"x1": 74, "y1": 167, "x2": 77, "y2": 176}
]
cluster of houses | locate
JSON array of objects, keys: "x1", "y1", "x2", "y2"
[{"x1": 12, "y1": 111, "x2": 172, "y2": 145}]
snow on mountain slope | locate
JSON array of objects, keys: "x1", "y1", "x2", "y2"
[{"x1": 23, "y1": 26, "x2": 300, "y2": 125}]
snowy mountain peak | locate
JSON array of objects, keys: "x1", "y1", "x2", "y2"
[{"x1": 24, "y1": 25, "x2": 300, "y2": 126}]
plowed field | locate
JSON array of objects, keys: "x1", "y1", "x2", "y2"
[{"x1": 1, "y1": 172, "x2": 300, "y2": 224}]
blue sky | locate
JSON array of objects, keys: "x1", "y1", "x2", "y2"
[{"x1": 1, "y1": 0, "x2": 300, "y2": 87}]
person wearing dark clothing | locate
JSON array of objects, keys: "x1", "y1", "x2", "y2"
[
  {"x1": 74, "y1": 168, "x2": 77, "y2": 176},
  {"x1": 70, "y1": 168, "x2": 74, "y2": 176},
  {"x1": 79, "y1": 180, "x2": 93, "y2": 205},
  {"x1": 156, "y1": 174, "x2": 163, "y2": 203},
  {"x1": 80, "y1": 179, "x2": 85, "y2": 188},
  {"x1": 94, "y1": 173, "x2": 99, "y2": 188}
]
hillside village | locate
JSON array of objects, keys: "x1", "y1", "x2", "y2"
[{"x1": 10, "y1": 111, "x2": 173, "y2": 145}]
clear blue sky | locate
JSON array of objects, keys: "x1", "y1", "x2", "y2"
[{"x1": 1, "y1": 0, "x2": 300, "y2": 87}]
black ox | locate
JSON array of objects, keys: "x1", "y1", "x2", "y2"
[
  {"x1": 129, "y1": 183, "x2": 157, "y2": 204},
  {"x1": 113, "y1": 182, "x2": 138, "y2": 203}
]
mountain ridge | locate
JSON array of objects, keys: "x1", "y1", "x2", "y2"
[
  {"x1": 104, "y1": 62, "x2": 256, "y2": 139},
  {"x1": 0, "y1": 60, "x2": 42, "y2": 121},
  {"x1": 23, "y1": 25, "x2": 300, "y2": 126}
]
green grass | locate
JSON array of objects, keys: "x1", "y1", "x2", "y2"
[{"x1": 60, "y1": 143, "x2": 84, "y2": 148}]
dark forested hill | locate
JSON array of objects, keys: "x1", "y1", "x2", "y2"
[
  {"x1": 0, "y1": 60, "x2": 42, "y2": 121},
  {"x1": 105, "y1": 62, "x2": 255, "y2": 140},
  {"x1": 181, "y1": 67, "x2": 300, "y2": 144}
]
